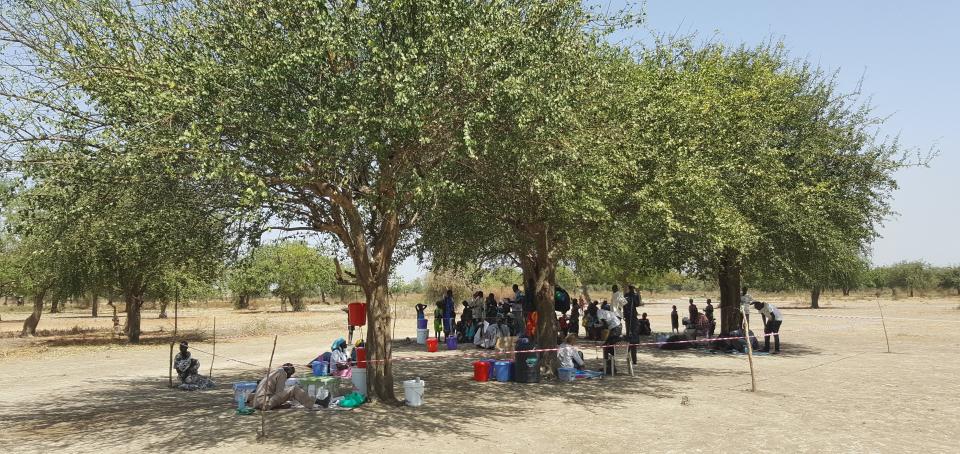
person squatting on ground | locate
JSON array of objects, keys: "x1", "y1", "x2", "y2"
[
  {"x1": 754, "y1": 301, "x2": 784, "y2": 353},
  {"x1": 557, "y1": 334, "x2": 586, "y2": 370},
  {"x1": 173, "y1": 341, "x2": 215, "y2": 390},
  {"x1": 251, "y1": 363, "x2": 329, "y2": 410},
  {"x1": 639, "y1": 312, "x2": 652, "y2": 335}
]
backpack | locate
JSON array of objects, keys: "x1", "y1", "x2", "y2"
[{"x1": 554, "y1": 286, "x2": 571, "y2": 314}]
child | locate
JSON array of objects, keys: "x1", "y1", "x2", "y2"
[
  {"x1": 671, "y1": 305, "x2": 679, "y2": 333},
  {"x1": 433, "y1": 301, "x2": 443, "y2": 340}
]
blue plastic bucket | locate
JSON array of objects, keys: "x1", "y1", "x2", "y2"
[
  {"x1": 558, "y1": 367, "x2": 576, "y2": 382},
  {"x1": 446, "y1": 336, "x2": 458, "y2": 350},
  {"x1": 311, "y1": 360, "x2": 328, "y2": 376},
  {"x1": 494, "y1": 361, "x2": 513, "y2": 382},
  {"x1": 417, "y1": 318, "x2": 428, "y2": 329},
  {"x1": 484, "y1": 359, "x2": 497, "y2": 379}
]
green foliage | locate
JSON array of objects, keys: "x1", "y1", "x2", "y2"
[
  {"x1": 873, "y1": 261, "x2": 938, "y2": 296},
  {"x1": 424, "y1": 268, "x2": 478, "y2": 304},
  {"x1": 937, "y1": 266, "x2": 960, "y2": 295},
  {"x1": 228, "y1": 241, "x2": 336, "y2": 311}
]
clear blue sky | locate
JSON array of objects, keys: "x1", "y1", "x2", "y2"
[{"x1": 395, "y1": 0, "x2": 960, "y2": 281}]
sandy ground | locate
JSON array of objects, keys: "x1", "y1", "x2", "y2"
[{"x1": 1, "y1": 295, "x2": 959, "y2": 453}]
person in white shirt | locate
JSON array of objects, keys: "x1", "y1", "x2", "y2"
[
  {"x1": 740, "y1": 287, "x2": 754, "y2": 327},
  {"x1": 596, "y1": 307, "x2": 622, "y2": 375},
  {"x1": 610, "y1": 285, "x2": 627, "y2": 318},
  {"x1": 557, "y1": 334, "x2": 586, "y2": 370},
  {"x1": 753, "y1": 301, "x2": 783, "y2": 353}
]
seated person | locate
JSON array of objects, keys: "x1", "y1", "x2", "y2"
[
  {"x1": 174, "y1": 341, "x2": 215, "y2": 390},
  {"x1": 638, "y1": 313, "x2": 652, "y2": 336},
  {"x1": 557, "y1": 334, "x2": 586, "y2": 370},
  {"x1": 329, "y1": 337, "x2": 352, "y2": 379},
  {"x1": 250, "y1": 363, "x2": 329, "y2": 410}
]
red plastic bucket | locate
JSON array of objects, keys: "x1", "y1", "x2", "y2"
[
  {"x1": 473, "y1": 361, "x2": 490, "y2": 382},
  {"x1": 426, "y1": 338, "x2": 438, "y2": 353},
  {"x1": 347, "y1": 302, "x2": 366, "y2": 326},
  {"x1": 355, "y1": 347, "x2": 367, "y2": 368}
]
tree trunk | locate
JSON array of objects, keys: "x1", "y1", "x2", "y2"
[
  {"x1": 810, "y1": 287, "x2": 821, "y2": 309},
  {"x1": 20, "y1": 291, "x2": 46, "y2": 337},
  {"x1": 717, "y1": 248, "x2": 742, "y2": 335},
  {"x1": 841, "y1": 287, "x2": 850, "y2": 296},
  {"x1": 125, "y1": 293, "x2": 143, "y2": 343},
  {"x1": 580, "y1": 284, "x2": 592, "y2": 304},
  {"x1": 320, "y1": 291, "x2": 327, "y2": 304},
  {"x1": 91, "y1": 295, "x2": 99, "y2": 318},
  {"x1": 234, "y1": 294, "x2": 250, "y2": 309},
  {"x1": 909, "y1": 287, "x2": 914, "y2": 297},
  {"x1": 49, "y1": 297, "x2": 61, "y2": 314},
  {"x1": 364, "y1": 278, "x2": 397, "y2": 404},
  {"x1": 290, "y1": 295, "x2": 305, "y2": 312},
  {"x1": 158, "y1": 300, "x2": 169, "y2": 318}
]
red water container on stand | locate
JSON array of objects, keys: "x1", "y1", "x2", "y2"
[
  {"x1": 473, "y1": 361, "x2": 490, "y2": 382},
  {"x1": 356, "y1": 347, "x2": 367, "y2": 369},
  {"x1": 347, "y1": 302, "x2": 366, "y2": 326}
]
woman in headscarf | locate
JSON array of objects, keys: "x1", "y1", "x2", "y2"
[{"x1": 329, "y1": 337, "x2": 352, "y2": 379}]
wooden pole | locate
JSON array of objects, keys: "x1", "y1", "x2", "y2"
[
  {"x1": 877, "y1": 300, "x2": 892, "y2": 353},
  {"x1": 258, "y1": 335, "x2": 279, "y2": 441},
  {"x1": 174, "y1": 288, "x2": 179, "y2": 337},
  {"x1": 168, "y1": 342, "x2": 174, "y2": 388},
  {"x1": 208, "y1": 317, "x2": 216, "y2": 378},
  {"x1": 742, "y1": 311, "x2": 757, "y2": 392}
]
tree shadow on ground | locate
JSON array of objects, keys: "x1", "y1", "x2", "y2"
[{"x1": 0, "y1": 342, "x2": 736, "y2": 452}]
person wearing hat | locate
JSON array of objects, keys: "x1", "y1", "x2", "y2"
[
  {"x1": 251, "y1": 363, "x2": 329, "y2": 410},
  {"x1": 173, "y1": 341, "x2": 214, "y2": 390}
]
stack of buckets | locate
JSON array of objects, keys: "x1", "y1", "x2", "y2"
[
  {"x1": 352, "y1": 346, "x2": 367, "y2": 396},
  {"x1": 416, "y1": 317, "x2": 428, "y2": 344}
]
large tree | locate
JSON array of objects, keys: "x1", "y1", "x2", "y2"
[
  {"x1": 606, "y1": 41, "x2": 905, "y2": 333},
  {"x1": 0, "y1": 0, "x2": 606, "y2": 402},
  {"x1": 417, "y1": 6, "x2": 641, "y2": 372}
]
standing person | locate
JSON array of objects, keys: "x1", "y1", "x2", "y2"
[
  {"x1": 610, "y1": 285, "x2": 627, "y2": 318},
  {"x1": 251, "y1": 363, "x2": 328, "y2": 410},
  {"x1": 443, "y1": 289, "x2": 456, "y2": 340},
  {"x1": 415, "y1": 303, "x2": 428, "y2": 320},
  {"x1": 741, "y1": 287, "x2": 754, "y2": 327},
  {"x1": 596, "y1": 305, "x2": 622, "y2": 375},
  {"x1": 585, "y1": 302, "x2": 601, "y2": 340},
  {"x1": 433, "y1": 301, "x2": 443, "y2": 340},
  {"x1": 485, "y1": 293, "x2": 498, "y2": 321},
  {"x1": 671, "y1": 305, "x2": 680, "y2": 333},
  {"x1": 623, "y1": 285, "x2": 641, "y2": 366},
  {"x1": 704, "y1": 299, "x2": 716, "y2": 336},
  {"x1": 568, "y1": 297, "x2": 581, "y2": 337},
  {"x1": 688, "y1": 298, "x2": 698, "y2": 325},
  {"x1": 471, "y1": 291, "x2": 485, "y2": 324},
  {"x1": 754, "y1": 301, "x2": 784, "y2": 353}
]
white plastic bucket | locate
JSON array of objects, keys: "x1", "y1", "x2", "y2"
[
  {"x1": 351, "y1": 367, "x2": 367, "y2": 396},
  {"x1": 403, "y1": 379, "x2": 425, "y2": 407},
  {"x1": 416, "y1": 328, "x2": 429, "y2": 345}
]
